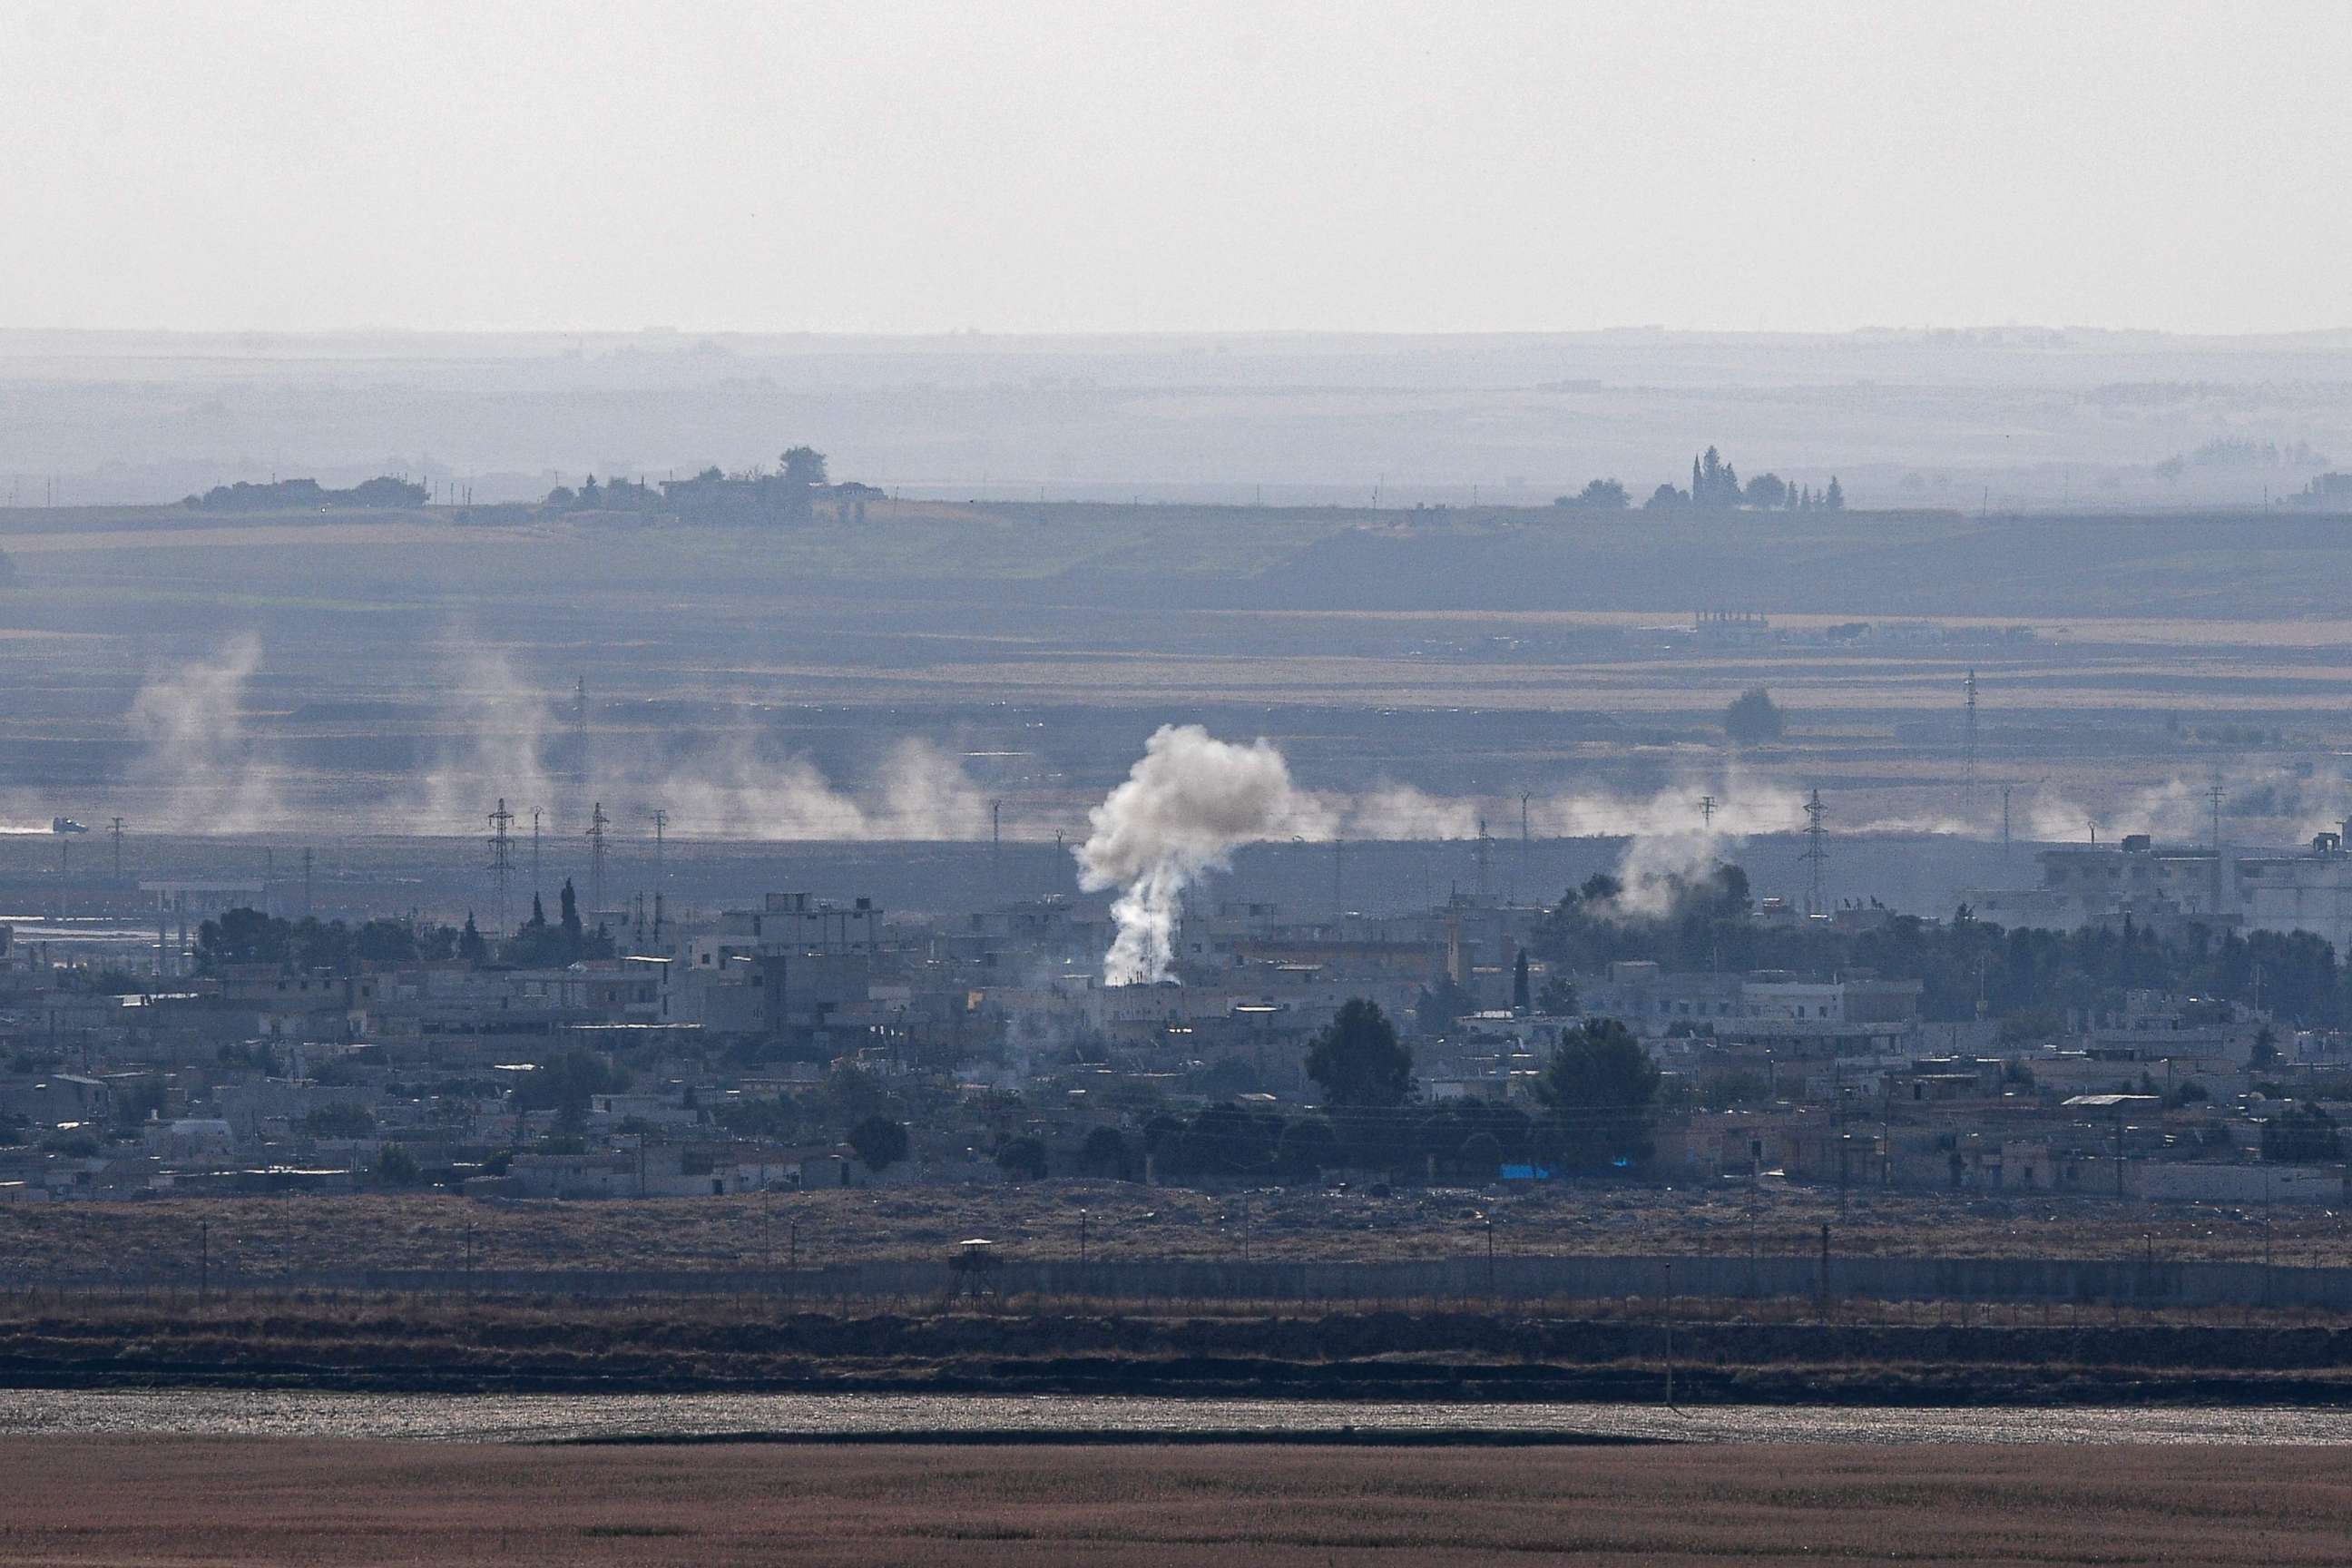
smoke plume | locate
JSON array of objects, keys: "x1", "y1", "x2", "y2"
[
  {"x1": 125, "y1": 635, "x2": 285, "y2": 831},
  {"x1": 1077, "y1": 724, "x2": 1335, "y2": 985}
]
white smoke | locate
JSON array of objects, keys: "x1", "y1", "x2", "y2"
[
  {"x1": 1346, "y1": 782, "x2": 1481, "y2": 840},
  {"x1": 1076, "y1": 724, "x2": 1336, "y2": 985},
  {"x1": 410, "y1": 649, "x2": 560, "y2": 833},
  {"x1": 125, "y1": 635, "x2": 285, "y2": 831},
  {"x1": 654, "y1": 735, "x2": 990, "y2": 839}
]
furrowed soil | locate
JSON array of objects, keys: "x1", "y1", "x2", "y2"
[
  {"x1": 2, "y1": 1436, "x2": 2347, "y2": 1565},
  {"x1": 5, "y1": 1297, "x2": 2352, "y2": 1405}
]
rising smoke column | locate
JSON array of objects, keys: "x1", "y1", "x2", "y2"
[
  {"x1": 1076, "y1": 724, "x2": 1334, "y2": 985},
  {"x1": 126, "y1": 634, "x2": 285, "y2": 831}
]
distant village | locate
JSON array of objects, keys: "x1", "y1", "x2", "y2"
[{"x1": 5, "y1": 826, "x2": 2347, "y2": 1209}]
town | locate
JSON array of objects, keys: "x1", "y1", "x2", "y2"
[{"x1": 6, "y1": 818, "x2": 2345, "y2": 1217}]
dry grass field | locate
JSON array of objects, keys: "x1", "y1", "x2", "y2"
[
  {"x1": 5, "y1": 1187, "x2": 2346, "y2": 1287},
  {"x1": 0, "y1": 1436, "x2": 2346, "y2": 1565}
]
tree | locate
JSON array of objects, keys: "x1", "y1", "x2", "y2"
[
  {"x1": 1458, "y1": 1130, "x2": 1503, "y2": 1180},
  {"x1": 1744, "y1": 472, "x2": 1788, "y2": 508},
  {"x1": 1537, "y1": 1018, "x2": 1661, "y2": 1172},
  {"x1": 1558, "y1": 478, "x2": 1629, "y2": 509},
  {"x1": 456, "y1": 912, "x2": 488, "y2": 965},
  {"x1": 1723, "y1": 686, "x2": 1785, "y2": 745},
  {"x1": 1824, "y1": 475, "x2": 1845, "y2": 511},
  {"x1": 559, "y1": 879, "x2": 584, "y2": 945},
  {"x1": 1536, "y1": 975, "x2": 1579, "y2": 1014},
  {"x1": 375, "y1": 1143, "x2": 423, "y2": 1188},
  {"x1": 995, "y1": 1135, "x2": 1049, "y2": 1181},
  {"x1": 2262, "y1": 1102, "x2": 2340, "y2": 1163},
  {"x1": 779, "y1": 446, "x2": 829, "y2": 486},
  {"x1": 1277, "y1": 1115, "x2": 1339, "y2": 1178},
  {"x1": 1305, "y1": 998, "x2": 1413, "y2": 1106},
  {"x1": 195, "y1": 906, "x2": 290, "y2": 971},
  {"x1": 1077, "y1": 1126, "x2": 1132, "y2": 1179},
  {"x1": 1643, "y1": 483, "x2": 1686, "y2": 510},
  {"x1": 848, "y1": 1113, "x2": 909, "y2": 1173},
  {"x1": 2249, "y1": 1024, "x2": 2279, "y2": 1068}
]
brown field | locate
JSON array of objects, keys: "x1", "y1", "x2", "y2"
[
  {"x1": 0, "y1": 1436, "x2": 2346, "y2": 1565},
  {"x1": 5, "y1": 1188, "x2": 2345, "y2": 1288},
  {"x1": 6, "y1": 1291, "x2": 2351, "y2": 1405}
]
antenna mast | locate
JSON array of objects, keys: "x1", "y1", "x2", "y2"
[{"x1": 1801, "y1": 789, "x2": 1828, "y2": 916}]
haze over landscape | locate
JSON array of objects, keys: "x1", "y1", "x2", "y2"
[{"x1": 4, "y1": 5, "x2": 2351, "y2": 1565}]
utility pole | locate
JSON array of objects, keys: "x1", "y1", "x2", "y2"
[
  {"x1": 990, "y1": 799, "x2": 1003, "y2": 885},
  {"x1": 2001, "y1": 786, "x2": 2013, "y2": 862},
  {"x1": 530, "y1": 808, "x2": 542, "y2": 902},
  {"x1": 1475, "y1": 817, "x2": 1492, "y2": 899},
  {"x1": 1698, "y1": 794, "x2": 1718, "y2": 831},
  {"x1": 110, "y1": 818, "x2": 124, "y2": 881},
  {"x1": 486, "y1": 798, "x2": 514, "y2": 936},
  {"x1": 300, "y1": 847, "x2": 314, "y2": 919},
  {"x1": 650, "y1": 808, "x2": 667, "y2": 887}
]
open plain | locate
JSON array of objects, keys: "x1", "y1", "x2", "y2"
[{"x1": 1, "y1": 1436, "x2": 2347, "y2": 1565}]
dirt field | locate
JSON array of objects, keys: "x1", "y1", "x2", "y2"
[
  {"x1": 5, "y1": 1187, "x2": 2347, "y2": 1287},
  {"x1": 0, "y1": 1436, "x2": 2345, "y2": 1565}
]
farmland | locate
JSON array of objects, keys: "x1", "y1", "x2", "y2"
[{"x1": 1, "y1": 1436, "x2": 2346, "y2": 1565}]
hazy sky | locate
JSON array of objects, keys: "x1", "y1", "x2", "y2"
[{"x1": 5, "y1": 1, "x2": 2347, "y2": 336}]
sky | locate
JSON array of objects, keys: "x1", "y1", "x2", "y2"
[{"x1": 3, "y1": 0, "x2": 2347, "y2": 337}]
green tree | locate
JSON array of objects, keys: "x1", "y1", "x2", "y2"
[
  {"x1": 1538, "y1": 1018, "x2": 1661, "y2": 1173},
  {"x1": 456, "y1": 912, "x2": 488, "y2": 964},
  {"x1": 779, "y1": 446, "x2": 829, "y2": 486},
  {"x1": 1458, "y1": 1130, "x2": 1504, "y2": 1179},
  {"x1": 1558, "y1": 478, "x2": 1629, "y2": 509},
  {"x1": 1305, "y1": 998, "x2": 1413, "y2": 1107},
  {"x1": 1077, "y1": 1126, "x2": 1132, "y2": 1179},
  {"x1": 995, "y1": 1134, "x2": 1048, "y2": 1181},
  {"x1": 1276, "y1": 1115, "x2": 1339, "y2": 1178},
  {"x1": 1723, "y1": 686, "x2": 1785, "y2": 745},
  {"x1": 375, "y1": 1143, "x2": 423, "y2": 1187},
  {"x1": 1824, "y1": 475, "x2": 1845, "y2": 511},
  {"x1": 2262, "y1": 1102, "x2": 2340, "y2": 1163},
  {"x1": 848, "y1": 1113, "x2": 909, "y2": 1173}
]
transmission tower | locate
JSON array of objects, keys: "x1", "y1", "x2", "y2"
[
  {"x1": 2209, "y1": 779, "x2": 2227, "y2": 913},
  {"x1": 1800, "y1": 789, "x2": 1829, "y2": 916},
  {"x1": 1963, "y1": 669, "x2": 1979, "y2": 812},
  {"x1": 1332, "y1": 834, "x2": 1346, "y2": 920},
  {"x1": 530, "y1": 808, "x2": 543, "y2": 901},
  {"x1": 301, "y1": 846, "x2": 314, "y2": 918},
  {"x1": 585, "y1": 801, "x2": 609, "y2": 921},
  {"x1": 1475, "y1": 816, "x2": 1492, "y2": 898},
  {"x1": 572, "y1": 677, "x2": 590, "y2": 789},
  {"x1": 486, "y1": 799, "x2": 514, "y2": 936},
  {"x1": 1699, "y1": 794, "x2": 1719, "y2": 831},
  {"x1": 649, "y1": 808, "x2": 667, "y2": 887}
]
